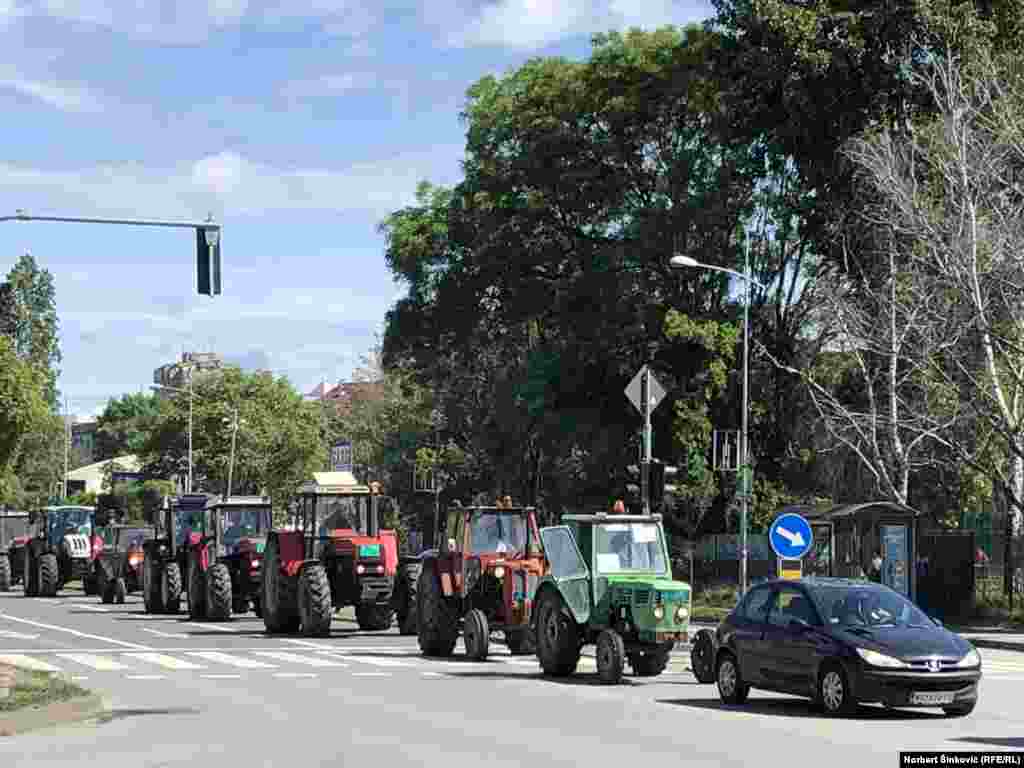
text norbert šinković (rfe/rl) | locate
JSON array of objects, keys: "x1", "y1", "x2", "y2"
[{"x1": 900, "y1": 754, "x2": 1022, "y2": 767}]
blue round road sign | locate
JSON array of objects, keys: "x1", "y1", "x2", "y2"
[{"x1": 769, "y1": 512, "x2": 813, "y2": 560}]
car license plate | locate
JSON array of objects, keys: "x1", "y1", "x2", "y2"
[{"x1": 909, "y1": 691, "x2": 956, "y2": 706}]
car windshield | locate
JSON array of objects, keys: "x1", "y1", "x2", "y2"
[
  {"x1": 467, "y1": 511, "x2": 528, "y2": 556},
  {"x1": 809, "y1": 584, "x2": 932, "y2": 628},
  {"x1": 594, "y1": 522, "x2": 668, "y2": 574},
  {"x1": 223, "y1": 507, "x2": 269, "y2": 543}
]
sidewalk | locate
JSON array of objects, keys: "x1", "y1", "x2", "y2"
[{"x1": 950, "y1": 625, "x2": 1024, "y2": 653}]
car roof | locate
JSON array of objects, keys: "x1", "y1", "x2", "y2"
[{"x1": 751, "y1": 577, "x2": 889, "y2": 591}]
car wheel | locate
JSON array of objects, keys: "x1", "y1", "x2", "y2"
[
  {"x1": 818, "y1": 663, "x2": 857, "y2": 716},
  {"x1": 943, "y1": 701, "x2": 976, "y2": 717},
  {"x1": 716, "y1": 652, "x2": 749, "y2": 705}
]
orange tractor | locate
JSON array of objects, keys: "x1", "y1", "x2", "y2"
[
  {"x1": 416, "y1": 497, "x2": 547, "y2": 659},
  {"x1": 261, "y1": 472, "x2": 397, "y2": 636}
]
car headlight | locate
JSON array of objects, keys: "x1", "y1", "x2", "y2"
[
  {"x1": 675, "y1": 606, "x2": 689, "y2": 622},
  {"x1": 956, "y1": 648, "x2": 981, "y2": 668},
  {"x1": 493, "y1": 566, "x2": 505, "y2": 579},
  {"x1": 653, "y1": 604, "x2": 665, "y2": 620},
  {"x1": 856, "y1": 648, "x2": 909, "y2": 668}
]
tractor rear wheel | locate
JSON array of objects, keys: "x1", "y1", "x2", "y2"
[
  {"x1": 38, "y1": 553, "x2": 59, "y2": 598},
  {"x1": 356, "y1": 603, "x2": 393, "y2": 631},
  {"x1": 188, "y1": 553, "x2": 206, "y2": 620},
  {"x1": 205, "y1": 564, "x2": 233, "y2": 621},
  {"x1": 143, "y1": 558, "x2": 161, "y2": 613},
  {"x1": 535, "y1": 589, "x2": 580, "y2": 677},
  {"x1": 629, "y1": 650, "x2": 670, "y2": 677},
  {"x1": 505, "y1": 629, "x2": 535, "y2": 655},
  {"x1": 297, "y1": 565, "x2": 332, "y2": 637},
  {"x1": 99, "y1": 566, "x2": 114, "y2": 604},
  {"x1": 23, "y1": 549, "x2": 38, "y2": 597},
  {"x1": 262, "y1": 534, "x2": 299, "y2": 634},
  {"x1": 162, "y1": 562, "x2": 182, "y2": 614},
  {"x1": 0, "y1": 554, "x2": 10, "y2": 592},
  {"x1": 463, "y1": 608, "x2": 490, "y2": 661},
  {"x1": 416, "y1": 561, "x2": 458, "y2": 657},
  {"x1": 394, "y1": 563, "x2": 421, "y2": 636},
  {"x1": 596, "y1": 629, "x2": 626, "y2": 684}
]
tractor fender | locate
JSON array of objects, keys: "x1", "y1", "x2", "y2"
[
  {"x1": 534, "y1": 577, "x2": 589, "y2": 626},
  {"x1": 270, "y1": 530, "x2": 307, "y2": 579},
  {"x1": 420, "y1": 555, "x2": 455, "y2": 598},
  {"x1": 377, "y1": 530, "x2": 399, "y2": 576}
]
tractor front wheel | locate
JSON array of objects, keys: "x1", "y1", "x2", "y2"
[
  {"x1": 298, "y1": 565, "x2": 332, "y2": 637},
  {"x1": 0, "y1": 554, "x2": 10, "y2": 592},
  {"x1": 629, "y1": 650, "x2": 670, "y2": 677},
  {"x1": 356, "y1": 603, "x2": 393, "y2": 631},
  {"x1": 38, "y1": 553, "x2": 59, "y2": 598},
  {"x1": 143, "y1": 558, "x2": 161, "y2": 613},
  {"x1": 394, "y1": 563, "x2": 421, "y2": 636},
  {"x1": 596, "y1": 629, "x2": 626, "y2": 684},
  {"x1": 162, "y1": 562, "x2": 182, "y2": 614},
  {"x1": 205, "y1": 564, "x2": 233, "y2": 621},
  {"x1": 99, "y1": 567, "x2": 114, "y2": 604},
  {"x1": 188, "y1": 553, "x2": 206, "y2": 620},
  {"x1": 535, "y1": 589, "x2": 580, "y2": 677},
  {"x1": 506, "y1": 629, "x2": 536, "y2": 655},
  {"x1": 23, "y1": 549, "x2": 38, "y2": 597},
  {"x1": 463, "y1": 608, "x2": 490, "y2": 661},
  {"x1": 416, "y1": 562, "x2": 458, "y2": 657},
  {"x1": 262, "y1": 534, "x2": 299, "y2": 634}
]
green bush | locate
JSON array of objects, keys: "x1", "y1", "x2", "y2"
[{"x1": 697, "y1": 584, "x2": 738, "y2": 607}]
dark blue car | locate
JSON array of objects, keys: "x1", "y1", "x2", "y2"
[{"x1": 698, "y1": 577, "x2": 981, "y2": 717}]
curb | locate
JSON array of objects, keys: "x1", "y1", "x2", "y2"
[
  {"x1": 0, "y1": 693, "x2": 110, "y2": 738},
  {"x1": 967, "y1": 638, "x2": 1024, "y2": 654}
]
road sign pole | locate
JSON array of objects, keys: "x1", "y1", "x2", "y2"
[{"x1": 641, "y1": 366, "x2": 651, "y2": 517}]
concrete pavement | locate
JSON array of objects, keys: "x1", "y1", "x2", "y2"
[{"x1": 1, "y1": 588, "x2": 1022, "y2": 766}]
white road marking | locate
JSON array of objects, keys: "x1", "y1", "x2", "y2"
[
  {"x1": 422, "y1": 672, "x2": 444, "y2": 677},
  {"x1": 141, "y1": 628, "x2": 189, "y2": 639},
  {"x1": 73, "y1": 604, "x2": 109, "y2": 612},
  {"x1": 184, "y1": 623, "x2": 235, "y2": 632},
  {"x1": 273, "y1": 672, "x2": 318, "y2": 678},
  {"x1": 200, "y1": 674, "x2": 242, "y2": 680},
  {"x1": 352, "y1": 672, "x2": 391, "y2": 677},
  {"x1": 0, "y1": 654, "x2": 62, "y2": 673},
  {"x1": 126, "y1": 675, "x2": 166, "y2": 680},
  {"x1": 327, "y1": 653, "x2": 411, "y2": 668},
  {"x1": 251, "y1": 651, "x2": 348, "y2": 668},
  {"x1": 187, "y1": 651, "x2": 277, "y2": 669},
  {"x1": 0, "y1": 631, "x2": 40, "y2": 640},
  {"x1": 71, "y1": 675, "x2": 89, "y2": 681},
  {"x1": 0, "y1": 612, "x2": 152, "y2": 650},
  {"x1": 128, "y1": 653, "x2": 206, "y2": 670},
  {"x1": 280, "y1": 638, "x2": 334, "y2": 650},
  {"x1": 57, "y1": 653, "x2": 134, "y2": 671}
]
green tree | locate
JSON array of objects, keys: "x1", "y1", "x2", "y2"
[
  {"x1": 0, "y1": 253, "x2": 61, "y2": 408},
  {"x1": 0, "y1": 336, "x2": 50, "y2": 501},
  {"x1": 95, "y1": 392, "x2": 163, "y2": 461}
]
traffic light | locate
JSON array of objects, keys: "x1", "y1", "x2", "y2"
[
  {"x1": 196, "y1": 225, "x2": 222, "y2": 296},
  {"x1": 625, "y1": 461, "x2": 679, "y2": 512}
]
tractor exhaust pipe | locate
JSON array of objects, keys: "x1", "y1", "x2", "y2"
[{"x1": 368, "y1": 494, "x2": 380, "y2": 539}]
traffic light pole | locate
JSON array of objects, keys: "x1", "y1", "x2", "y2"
[
  {"x1": 1, "y1": 209, "x2": 222, "y2": 296},
  {"x1": 641, "y1": 366, "x2": 651, "y2": 517}
]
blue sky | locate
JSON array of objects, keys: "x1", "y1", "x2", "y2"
[{"x1": 0, "y1": 0, "x2": 712, "y2": 419}]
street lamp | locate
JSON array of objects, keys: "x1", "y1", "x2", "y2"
[
  {"x1": 222, "y1": 407, "x2": 245, "y2": 500},
  {"x1": 670, "y1": 238, "x2": 768, "y2": 597}
]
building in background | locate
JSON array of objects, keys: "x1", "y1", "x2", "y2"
[
  {"x1": 304, "y1": 380, "x2": 385, "y2": 416},
  {"x1": 70, "y1": 419, "x2": 98, "y2": 466},
  {"x1": 152, "y1": 352, "x2": 224, "y2": 396}
]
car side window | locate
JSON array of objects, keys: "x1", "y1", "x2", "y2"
[
  {"x1": 739, "y1": 586, "x2": 773, "y2": 622},
  {"x1": 767, "y1": 586, "x2": 818, "y2": 627}
]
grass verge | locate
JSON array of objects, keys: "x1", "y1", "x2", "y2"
[
  {"x1": 0, "y1": 669, "x2": 91, "y2": 714},
  {"x1": 691, "y1": 605, "x2": 731, "y2": 623}
]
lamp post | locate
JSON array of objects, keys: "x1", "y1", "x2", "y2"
[
  {"x1": 670, "y1": 236, "x2": 767, "y2": 596},
  {"x1": 223, "y1": 407, "x2": 244, "y2": 500}
]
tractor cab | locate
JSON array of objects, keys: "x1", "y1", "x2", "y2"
[{"x1": 202, "y1": 496, "x2": 272, "y2": 617}]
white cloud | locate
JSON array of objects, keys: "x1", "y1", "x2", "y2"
[
  {"x1": 445, "y1": 0, "x2": 712, "y2": 49},
  {"x1": 0, "y1": 144, "x2": 465, "y2": 222},
  {"x1": 0, "y1": 76, "x2": 102, "y2": 112}
]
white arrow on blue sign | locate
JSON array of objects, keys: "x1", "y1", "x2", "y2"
[{"x1": 769, "y1": 512, "x2": 813, "y2": 560}]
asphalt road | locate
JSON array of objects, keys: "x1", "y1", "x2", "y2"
[{"x1": 1, "y1": 587, "x2": 1022, "y2": 767}]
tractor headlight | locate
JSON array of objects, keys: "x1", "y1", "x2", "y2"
[
  {"x1": 675, "y1": 606, "x2": 689, "y2": 622},
  {"x1": 653, "y1": 604, "x2": 665, "y2": 620},
  {"x1": 493, "y1": 566, "x2": 505, "y2": 579},
  {"x1": 356, "y1": 564, "x2": 365, "y2": 575}
]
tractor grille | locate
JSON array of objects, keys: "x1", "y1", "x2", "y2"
[
  {"x1": 64, "y1": 534, "x2": 90, "y2": 558},
  {"x1": 612, "y1": 586, "x2": 652, "y2": 607}
]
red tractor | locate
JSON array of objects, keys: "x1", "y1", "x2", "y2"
[
  {"x1": 262, "y1": 472, "x2": 396, "y2": 636},
  {"x1": 416, "y1": 497, "x2": 547, "y2": 659}
]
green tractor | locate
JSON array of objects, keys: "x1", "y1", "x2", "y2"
[{"x1": 533, "y1": 507, "x2": 692, "y2": 684}]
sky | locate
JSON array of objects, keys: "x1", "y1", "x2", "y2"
[{"x1": 0, "y1": 0, "x2": 713, "y2": 420}]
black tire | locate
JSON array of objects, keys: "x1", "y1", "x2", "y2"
[
  {"x1": 716, "y1": 651, "x2": 750, "y2": 705},
  {"x1": 506, "y1": 629, "x2": 536, "y2": 655},
  {"x1": 23, "y1": 548, "x2": 38, "y2": 597},
  {"x1": 188, "y1": 552, "x2": 206, "y2": 620},
  {"x1": 142, "y1": 557, "x2": 161, "y2": 613},
  {"x1": 252, "y1": 596, "x2": 262, "y2": 618},
  {"x1": 416, "y1": 561, "x2": 458, "y2": 657},
  {"x1": 464, "y1": 608, "x2": 490, "y2": 661},
  {"x1": 394, "y1": 563, "x2": 421, "y2": 636},
  {"x1": 943, "y1": 701, "x2": 976, "y2": 717},
  {"x1": 99, "y1": 566, "x2": 114, "y2": 604},
  {"x1": 596, "y1": 629, "x2": 626, "y2": 684},
  {"x1": 817, "y1": 662, "x2": 857, "y2": 716},
  {"x1": 162, "y1": 562, "x2": 182, "y2": 614},
  {"x1": 82, "y1": 571, "x2": 96, "y2": 596},
  {"x1": 691, "y1": 629, "x2": 717, "y2": 683},
  {"x1": 262, "y1": 534, "x2": 299, "y2": 634},
  {"x1": 205, "y1": 564, "x2": 233, "y2": 621},
  {"x1": 0, "y1": 554, "x2": 10, "y2": 592},
  {"x1": 629, "y1": 650, "x2": 669, "y2": 677},
  {"x1": 297, "y1": 565, "x2": 332, "y2": 637},
  {"x1": 356, "y1": 603, "x2": 393, "y2": 631},
  {"x1": 114, "y1": 578, "x2": 127, "y2": 604},
  {"x1": 535, "y1": 588, "x2": 581, "y2": 677},
  {"x1": 38, "y1": 553, "x2": 59, "y2": 598}
]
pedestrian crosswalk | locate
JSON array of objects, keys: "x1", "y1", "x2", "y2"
[{"x1": 0, "y1": 645, "x2": 695, "y2": 683}]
